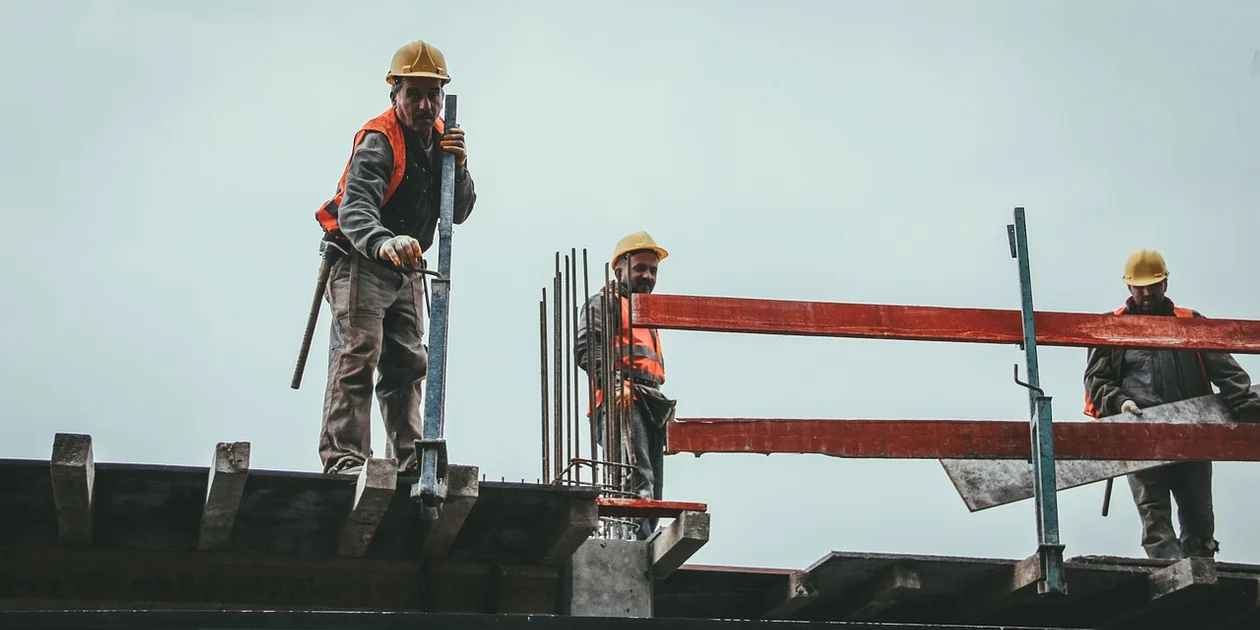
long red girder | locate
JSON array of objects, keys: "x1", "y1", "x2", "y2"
[
  {"x1": 665, "y1": 418, "x2": 1260, "y2": 461},
  {"x1": 631, "y1": 293, "x2": 1260, "y2": 354}
]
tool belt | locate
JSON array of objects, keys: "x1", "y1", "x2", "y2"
[{"x1": 630, "y1": 383, "x2": 676, "y2": 429}]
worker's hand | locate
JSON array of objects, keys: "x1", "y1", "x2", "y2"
[
  {"x1": 440, "y1": 127, "x2": 467, "y2": 166},
  {"x1": 378, "y1": 235, "x2": 422, "y2": 267},
  {"x1": 612, "y1": 381, "x2": 633, "y2": 412},
  {"x1": 1120, "y1": 400, "x2": 1143, "y2": 416}
]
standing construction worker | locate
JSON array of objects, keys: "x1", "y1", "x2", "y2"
[
  {"x1": 575, "y1": 232, "x2": 677, "y2": 540},
  {"x1": 1083, "y1": 249, "x2": 1260, "y2": 558},
  {"x1": 313, "y1": 40, "x2": 477, "y2": 476}
]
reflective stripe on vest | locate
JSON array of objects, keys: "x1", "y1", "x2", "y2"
[
  {"x1": 591, "y1": 292, "x2": 666, "y2": 412},
  {"x1": 315, "y1": 108, "x2": 446, "y2": 236},
  {"x1": 1082, "y1": 305, "x2": 1200, "y2": 418}
]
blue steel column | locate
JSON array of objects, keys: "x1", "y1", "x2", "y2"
[
  {"x1": 413, "y1": 94, "x2": 459, "y2": 520},
  {"x1": 1008, "y1": 207, "x2": 1066, "y2": 595}
]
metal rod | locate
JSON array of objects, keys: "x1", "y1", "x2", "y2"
[
  {"x1": 554, "y1": 255, "x2": 563, "y2": 481},
  {"x1": 570, "y1": 247, "x2": 582, "y2": 485},
  {"x1": 563, "y1": 253, "x2": 572, "y2": 482},
  {"x1": 414, "y1": 93, "x2": 458, "y2": 520},
  {"x1": 624, "y1": 255, "x2": 637, "y2": 493},
  {"x1": 603, "y1": 261, "x2": 619, "y2": 490},
  {"x1": 583, "y1": 248, "x2": 598, "y2": 488},
  {"x1": 539, "y1": 291, "x2": 550, "y2": 484},
  {"x1": 1010, "y1": 206, "x2": 1066, "y2": 596}
]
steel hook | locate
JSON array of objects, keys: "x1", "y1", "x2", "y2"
[{"x1": 1013, "y1": 364, "x2": 1044, "y2": 396}]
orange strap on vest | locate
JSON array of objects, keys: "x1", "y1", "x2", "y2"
[
  {"x1": 1082, "y1": 305, "x2": 1200, "y2": 418},
  {"x1": 315, "y1": 109, "x2": 446, "y2": 236}
]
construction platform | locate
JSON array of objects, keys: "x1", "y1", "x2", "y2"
[{"x1": 2, "y1": 434, "x2": 1259, "y2": 629}]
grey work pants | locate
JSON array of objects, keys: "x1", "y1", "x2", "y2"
[
  {"x1": 596, "y1": 398, "x2": 666, "y2": 540},
  {"x1": 319, "y1": 253, "x2": 428, "y2": 474},
  {"x1": 1127, "y1": 462, "x2": 1217, "y2": 559}
]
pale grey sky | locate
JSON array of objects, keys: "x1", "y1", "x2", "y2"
[{"x1": 1, "y1": 0, "x2": 1258, "y2": 569}]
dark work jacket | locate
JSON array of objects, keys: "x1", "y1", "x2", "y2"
[
  {"x1": 1084, "y1": 297, "x2": 1260, "y2": 418},
  {"x1": 330, "y1": 126, "x2": 476, "y2": 261}
]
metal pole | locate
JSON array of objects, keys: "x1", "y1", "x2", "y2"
[
  {"x1": 1008, "y1": 206, "x2": 1066, "y2": 596},
  {"x1": 583, "y1": 248, "x2": 598, "y2": 488},
  {"x1": 540, "y1": 290, "x2": 550, "y2": 484},
  {"x1": 570, "y1": 247, "x2": 582, "y2": 485},
  {"x1": 564, "y1": 253, "x2": 574, "y2": 483},
  {"x1": 553, "y1": 256, "x2": 563, "y2": 482},
  {"x1": 624, "y1": 256, "x2": 637, "y2": 493},
  {"x1": 414, "y1": 94, "x2": 458, "y2": 520},
  {"x1": 603, "y1": 262, "x2": 619, "y2": 491}
]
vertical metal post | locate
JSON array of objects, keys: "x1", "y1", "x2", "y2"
[
  {"x1": 414, "y1": 94, "x2": 459, "y2": 520},
  {"x1": 1008, "y1": 206, "x2": 1066, "y2": 596},
  {"x1": 540, "y1": 291, "x2": 550, "y2": 484}
]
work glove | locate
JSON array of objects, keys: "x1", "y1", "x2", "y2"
[
  {"x1": 440, "y1": 127, "x2": 468, "y2": 166},
  {"x1": 1120, "y1": 400, "x2": 1143, "y2": 416},
  {"x1": 378, "y1": 235, "x2": 422, "y2": 267}
]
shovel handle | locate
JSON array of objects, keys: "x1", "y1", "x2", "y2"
[{"x1": 291, "y1": 256, "x2": 333, "y2": 390}]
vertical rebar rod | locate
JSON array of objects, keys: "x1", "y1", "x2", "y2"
[
  {"x1": 553, "y1": 255, "x2": 563, "y2": 481},
  {"x1": 603, "y1": 261, "x2": 621, "y2": 491},
  {"x1": 569, "y1": 248, "x2": 581, "y2": 485},
  {"x1": 624, "y1": 256, "x2": 636, "y2": 493},
  {"x1": 582, "y1": 248, "x2": 598, "y2": 488},
  {"x1": 567, "y1": 250, "x2": 577, "y2": 481},
  {"x1": 539, "y1": 291, "x2": 550, "y2": 483}
]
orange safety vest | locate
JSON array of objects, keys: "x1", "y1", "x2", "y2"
[
  {"x1": 589, "y1": 291, "x2": 666, "y2": 413},
  {"x1": 1082, "y1": 304, "x2": 1203, "y2": 418},
  {"x1": 315, "y1": 108, "x2": 446, "y2": 237}
]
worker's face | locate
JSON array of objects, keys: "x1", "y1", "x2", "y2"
[
  {"x1": 618, "y1": 251, "x2": 660, "y2": 294},
  {"x1": 391, "y1": 77, "x2": 444, "y2": 133},
  {"x1": 1128, "y1": 279, "x2": 1167, "y2": 313}
]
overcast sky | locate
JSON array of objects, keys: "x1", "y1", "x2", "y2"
[{"x1": 2, "y1": 0, "x2": 1258, "y2": 570}]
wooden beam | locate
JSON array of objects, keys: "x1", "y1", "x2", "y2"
[
  {"x1": 829, "y1": 563, "x2": 925, "y2": 621},
  {"x1": 650, "y1": 510, "x2": 711, "y2": 581},
  {"x1": 666, "y1": 418, "x2": 1260, "y2": 461},
  {"x1": 958, "y1": 555, "x2": 1050, "y2": 623},
  {"x1": 421, "y1": 464, "x2": 480, "y2": 558},
  {"x1": 633, "y1": 293, "x2": 1260, "y2": 354},
  {"x1": 759, "y1": 570, "x2": 818, "y2": 620},
  {"x1": 50, "y1": 433, "x2": 94, "y2": 546},
  {"x1": 336, "y1": 458, "x2": 397, "y2": 558},
  {"x1": 198, "y1": 441, "x2": 250, "y2": 552},
  {"x1": 540, "y1": 497, "x2": 599, "y2": 565},
  {"x1": 597, "y1": 497, "x2": 708, "y2": 518},
  {"x1": 1149, "y1": 557, "x2": 1217, "y2": 602}
]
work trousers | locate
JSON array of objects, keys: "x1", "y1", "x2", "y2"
[
  {"x1": 1127, "y1": 462, "x2": 1217, "y2": 559},
  {"x1": 319, "y1": 252, "x2": 428, "y2": 474},
  {"x1": 596, "y1": 398, "x2": 666, "y2": 540}
]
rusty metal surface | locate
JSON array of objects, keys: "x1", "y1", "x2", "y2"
[
  {"x1": 596, "y1": 497, "x2": 708, "y2": 518},
  {"x1": 665, "y1": 417, "x2": 1260, "y2": 461},
  {"x1": 632, "y1": 293, "x2": 1260, "y2": 354},
  {"x1": 940, "y1": 385, "x2": 1260, "y2": 511}
]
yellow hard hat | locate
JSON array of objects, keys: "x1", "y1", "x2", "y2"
[
  {"x1": 386, "y1": 40, "x2": 451, "y2": 85},
  {"x1": 612, "y1": 231, "x2": 668, "y2": 266},
  {"x1": 1123, "y1": 248, "x2": 1169, "y2": 286}
]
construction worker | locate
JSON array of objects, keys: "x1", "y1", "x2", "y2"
[
  {"x1": 312, "y1": 40, "x2": 477, "y2": 476},
  {"x1": 575, "y1": 232, "x2": 677, "y2": 540},
  {"x1": 1083, "y1": 249, "x2": 1260, "y2": 559}
]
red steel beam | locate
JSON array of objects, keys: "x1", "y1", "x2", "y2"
[
  {"x1": 665, "y1": 418, "x2": 1260, "y2": 461},
  {"x1": 632, "y1": 294, "x2": 1260, "y2": 354},
  {"x1": 596, "y1": 497, "x2": 708, "y2": 518}
]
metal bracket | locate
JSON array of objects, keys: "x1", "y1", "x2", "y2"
[{"x1": 411, "y1": 437, "x2": 449, "y2": 520}]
